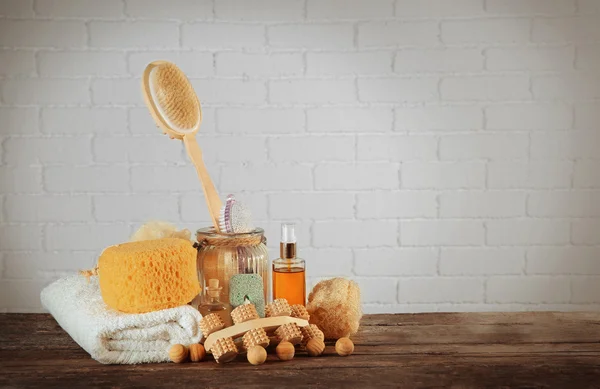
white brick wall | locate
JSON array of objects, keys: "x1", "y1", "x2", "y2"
[{"x1": 1, "y1": 0, "x2": 599, "y2": 314}]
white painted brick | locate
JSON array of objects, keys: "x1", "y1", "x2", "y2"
[
  {"x1": 125, "y1": 0, "x2": 212, "y2": 19},
  {"x1": 42, "y1": 108, "x2": 128, "y2": 135},
  {"x1": 35, "y1": 0, "x2": 123, "y2": 17},
  {"x1": 4, "y1": 252, "x2": 97, "y2": 279},
  {"x1": 395, "y1": 49, "x2": 483, "y2": 73},
  {"x1": 530, "y1": 131, "x2": 599, "y2": 159},
  {"x1": 5, "y1": 194, "x2": 91, "y2": 222},
  {"x1": 1, "y1": 79, "x2": 90, "y2": 105},
  {"x1": 357, "y1": 278, "x2": 398, "y2": 304},
  {"x1": 527, "y1": 247, "x2": 600, "y2": 275},
  {"x1": 487, "y1": 219, "x2": 571, "y2": 245},
  {"x1": 191, "y1": 79, "x2": 266, "y2": 105},
  {"x1": 402, "y1": 162, "x2": 485, "y2": 189},
  {"x1": 572, "y1": 277, "x2": 600, "y2": 303},
  {"x1": 357, "y1": 134, "x2": 437, "y2": 161},
  {"x1": 270, "y1": 79, "x2": 355, "y2": 104},
  {"x1": 128, "y1": 51, "x2": 213, "y2": 77},
  {"x1": 0, "y1": 51, "x2": 35, "y2": 77},
  {"x1": 221, "y1": 164, "x2": 312, "y2": 192},
  {"x1": 358, "y1": 78, "x2": 438, "y2": 102},
  {"x1": 572, "y1": 220, "x2": 600, "y2": 245},
  {"x1": 308, "y1": 0, "x2": 393, "y2": 19},
  {"x1": 440, "y1": 248, "x2": 524, "y2": 275},
  {"x1": 0, "y1": 108, "x2": 38, "y2": 135},
  {"x1": 218, "y1": 108, "x2": 304, "y2": 134},
  {"x1": 486, "y1": 276, "x2": 570, "y2": 303},
  {"x1": 93, "y1": 135, "x2": 183, "y2": 163},
  {"x1": 486, "y1": 0, "x2": 575, "y2": 15},
  {"x1": 575, "y1": 101, "x2": 600, "y2": 130},
  {"x1": 0, "y1": 20, "x2": 85, "y2": 47},
  {"x1": 269, "y1": 135, "x2": 353, "y2": 162},
  {"x1": 488, "y1": 161, "x2": 572, "y2": 189},
  {"x1": 201, "y1": 135, "x2": 267, "y2": 163},
  {"x1": 395, "y1": 0, "x2": 484, "y2": 17},
  {"x1": 314, "y1": 220, "x2": 398, "y2": 248},
  {"x1": 92, "y1": 79, "x2": 143, "y2": 105},
  {"x1": 307, "y1": 52, "x2": 392, "y2": 76},
  {"x1": 269, "y1": 192, "x2": 355, "y2": 219},
  {"x1": 357, "y1": 190, "x2": 437, "y2": 218},
  {"x1": 574, "y1": 161, "x2": 600, "y2": 188},
  {"x1": 4, "y1": 137, "x2": 92, "y2": 165},
  {"x1": 358, "y1": 21, "x2": 439, "y2": 47},
  {"x1": 315, "y1": 163, "x2": 399, "y2": 190},
  {"x1": 395, "y1": 106, "x2": 483, "y2": 131},
  {"x1": 45, "y1": 166, "x2": 129, "y2": 192},
  {"x1": 0, "y1": 281, "x2": 46, "y2": 310},
  {"x1": 533, "y1": 73, "x2": 600, "y2": 100},
  {"x1": 307, "y1": 108, "x2": 393, "y2": 133},
  {"x1": 0, "y1": 0, "x2": 33, "y2": 17},
  {"x1": 533, "y1": 17, "x2": 600, "y2": 42},
  {"x1": 355, "y1": 248, "x2": 437, "y2": 276},
  {"x1": 577, "y1": 45, "x2": 600, "y2": 70},
  {"x1": 94, "y1": 195, "x2": 179, "y2": 222},
  {"x1": 269, "y1": 24, "x2": 353, "y2": 49},
  {"x1": 217, "y1": 53, "x2": 303, "y2": 77},
  {"x1": 90, "y1": 22, "x2": 179, "y2": 48},
  {"x1": 362, "y1": 304, "x2": 440, "y2": 314},
  {"x1": 398, "y1": 277, "x2": 484, "y2": 303},
  {"x1": 180, "y1": 192, "x2": 212, "y2": 222},
  {"x1": 579, "y1": 0, "x2": 600, "y2": 13},
  {"x1": 486, "y1": 103, "x2": 572, "y2": 130},
  {"x1": 441, "y1": 76, "x2": 530, "y2": 101},
  {"x1": 131, "y1": 166, "x2": 205, "y2": 192},
  {"x1": 486, "y1": 47, "x2": 574, "y2": 71},
  {"x1": 182, "y1": 24, "x2": 265, "y2": 49},
  {"x1": 528, "y1": 191, "x2": 600, "y2": 217},
  {"x1": 302, "y1": 248, "x2": 353, "y2": 278},
  {"x1": 39, "y1": 51, "x2": 127, "y2": 77},
  {"x1": 216, "y1": 0, "x2": 304, "y2": 21},
  {"x1": 442, "y1": 19, "x2": 530, "y2": 44},
  {"x1": 0, "y1": 166, "x2": 42, "y2": 193},
  {"x1": 440, "y1": 191, "x2": 526, "y2": 218},
  {"x1": 401, "y1": 220, "x2": 485, "y2": 246},
  {"x1": 0, "y1": 225, "x2": 42, "y2": 250},
  {"x1": 45, "y1": 224, "x2": 131, "y2": 250},
  {"x1": 440, "y1": 133, "x2": 529, "y2": 160}
]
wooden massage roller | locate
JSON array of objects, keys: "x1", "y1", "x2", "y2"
[{"x1": 200, "y1": 298, "x2": 326, "y2": 363}]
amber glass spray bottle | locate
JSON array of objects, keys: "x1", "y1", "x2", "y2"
[{"x1": 272, "y1": 223, "x2": 306, "y2": 305}]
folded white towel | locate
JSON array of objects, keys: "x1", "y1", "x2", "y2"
[{"x1": 41, "y1": 275, "x2": 203, "y2": 364}]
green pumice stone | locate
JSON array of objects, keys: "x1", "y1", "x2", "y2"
[{"x1": 229, "y1": 274, "x2": 265, "y2": 317}]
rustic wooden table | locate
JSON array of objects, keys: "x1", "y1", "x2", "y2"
[{"x1": 2, "y1": 312, "x2": 600, "y2": 388}]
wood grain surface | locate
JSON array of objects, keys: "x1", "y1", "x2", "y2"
[{"x1": 2, "y1": 312, "x2": 600, "y2": 388}]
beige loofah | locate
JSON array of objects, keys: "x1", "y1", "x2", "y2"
[
  {"x1": 130, "y1": 221, "x2": 191, "y2": 242},
  {"x1": 306, "y1": 278, "x2": 362, "y2": 340}
]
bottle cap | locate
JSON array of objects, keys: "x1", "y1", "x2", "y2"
[{"x1": 281, "y1": 223, "x2": 296, "y2": 243}]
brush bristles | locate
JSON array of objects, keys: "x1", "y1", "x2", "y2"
[{"x1": 152, "y1": 63, "x2": 200, "y2": 130}]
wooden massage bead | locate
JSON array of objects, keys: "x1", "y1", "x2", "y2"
[
  {"x1": 169, "y1": 344, "x2": 189, "y2": 363},
  {"x1": 231, "y1": 304, "x2": 259, "y2": 324},
  {"x1": 243, "y1": 327, "x2": 270, "y2": 350},
  {"x1": 265, "y1": 299, "x2": 291, "y2": 317},
  {"x1": 275, "y1": 323, "x2": 303, "y2": 345},
  {"x1": 290, "y1": 304, "x2": 310, "y2": 321},
  {"x1": 335, "y1": 337, "x2": 354, "y2": 357},
  {"x1": 199, "y1": 313, "x2": 225, "y2": 337},
  {"x1": 210, "y1": 337, "x2": 238, "y2": 364},
  {"x1": 275, "y1": 341, "x2": 295, "y2": 361},
  {"x1": 306, "y1": 338, "x2": 325, "y2": 357},
  {"x1": 247, "y1": 346, "x2": 267, "y2": 366},
  {"x1": 189, "y1": 343, "x2": 206, "y2": 362}
]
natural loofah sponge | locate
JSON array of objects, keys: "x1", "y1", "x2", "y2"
[
  {"x1": 130, "y1": 221, "x2": 191, "y2": 242},
  {"x1": 98, "y1": 238, "x2": 199, "y2": 313},
  {"x1": 306, "y1": 278, "x2": 362, "y2": 340}
]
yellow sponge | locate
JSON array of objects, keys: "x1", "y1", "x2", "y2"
[{"x1": 98, "y1": 238, "x2": 199, "y2": 313}]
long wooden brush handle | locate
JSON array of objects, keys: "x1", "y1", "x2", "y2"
[{"x1": 183, "y1": 134, "x2": 222, "y2": 232}]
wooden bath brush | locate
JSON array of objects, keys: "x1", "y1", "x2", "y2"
[{"x1": 141, "y1": 61, "x2": 222, "y2": 231}]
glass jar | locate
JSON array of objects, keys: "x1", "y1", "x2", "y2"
[{"x1": 194, "y1": 227, "x2": 269, "y2": 308}]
